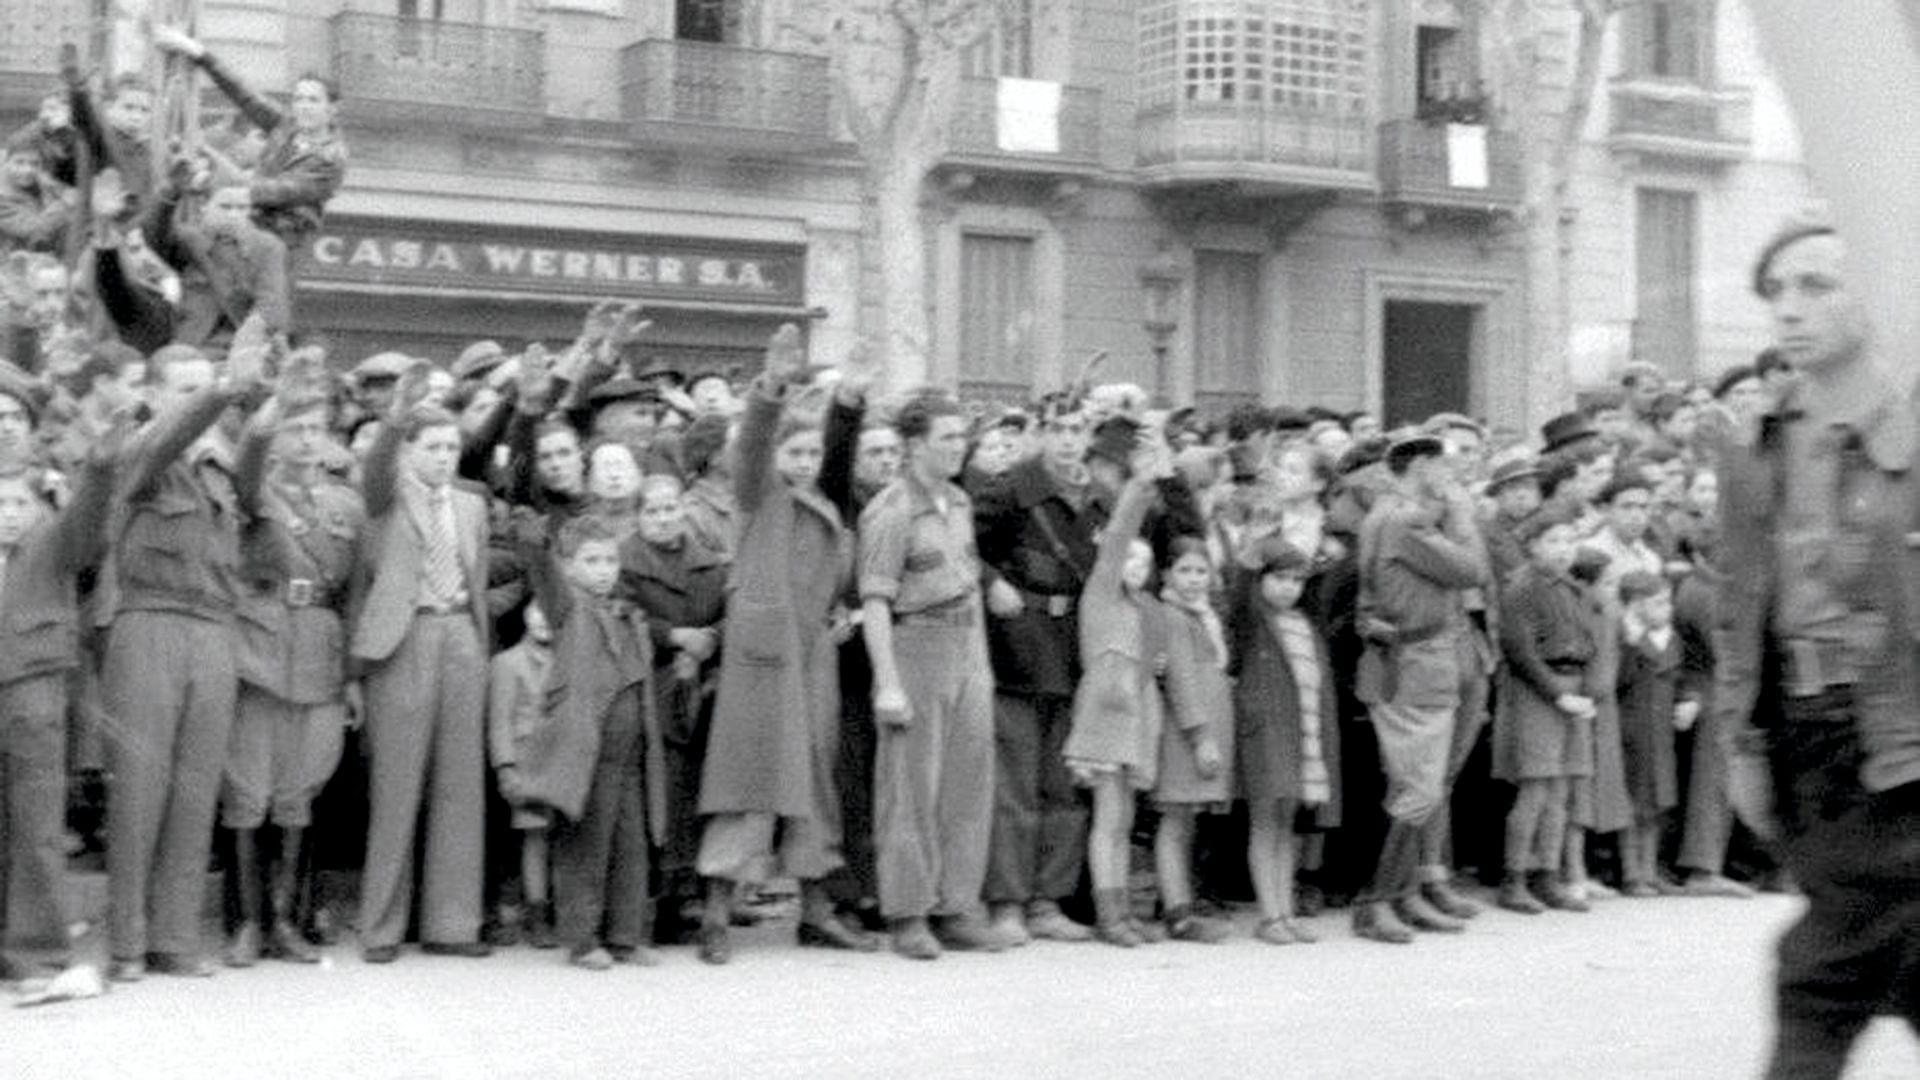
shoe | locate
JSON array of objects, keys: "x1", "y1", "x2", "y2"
[
  {"x1": 1583, "y1": 879, "x2": 1619, "y2": 900},
  {"x1": 1128, "y1": 916, "x2": 1167, "y2": 944},
  {"x1": 797, "y1": 917, "x2": 880, "y2": 952},
  {"x1": 1352, "y1": 902, "x2": 1415, "y2": 944},
  {"x1": 1531, "y1": 874, "x2": 1590, "y2": 913},
  {"x1": 1681, "y1": 873, "x2": 1755, "y2": 899},
  {"x1": 930, "y1": 914, "x2": 1007, "y2": 953},
  {"x1": 608, "y1": 945, "x2": 662, "y2": 967},
  {"x1": 1164, "y1": 906, "x2": 1233, "y2": 944},
  {"x1": 526, "y1": 906, "x2": 558, "y2": 950},
  {"x1": 1284, "y1": 917, "x2": 1319, "y2": 944},
  {"x1": 265, "y1": 919, "x2": 320, "y2": 964},
  {"x1": 361, "y1": 944, "x2": 400, "y2": 964},
  {"x1": 989, "y1": 902, "x2": 1031, "y2": 948},
  {"x1": 1254, "y1": 917, "x2": 1294, "y2": 945},
  {"x1": 696, "y1": 925, "x2": 732, "y2": 966},
  {"x1": 420, "y1": 941, "x2": 492, "y2": 958},
  {"x1": 146, "y1": 952, "x2": 217, "y2": 978},
  {"x1": 1621, "y1": 880, "x2": 1659, "y2": 899},
  {"x1": 107, "y1": 956, "x2": 146, "y2": 983},
  {"x1": 569, "y1": 946, "x2": 613, "y2": 971},
  {"x1": 223, "y1": 922, "x2": 262, "y2": 968},
  {"x1": 1092, "y1": 888, "x2": 1141, "y2": 948},
  {"x1": 1421, "y1": 880, "x2": 1482, "y2": 920},
  {"x1": 846, "y1": 902, "x2": 889, "y2": 935},
  {"x1": 1497, "y1": 876, "x2": 1547, "y2": 915},
  {"x1": 481, "y1": 915, "x2": 521, "y2": 948},
  {"x1": 1392, "y1": 894, "x2": 1466, "y2": 934},
  {"x1": 889, "y1": 917, "x2": 941, "y2": 961},
  {"x1": 1025, "y1": 900, "x2": 1093, "y2": 943},
  {"x1": 1649, "y1": 875, "x2": 1686, "y2": 897}
]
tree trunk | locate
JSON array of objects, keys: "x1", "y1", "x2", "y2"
[{"x1": 866, "y1": 151, "x2": 932, "y2": 389}]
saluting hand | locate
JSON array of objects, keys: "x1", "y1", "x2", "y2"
[{"x1": 762, "y1": 323, "x2": 805, "y2": 385}]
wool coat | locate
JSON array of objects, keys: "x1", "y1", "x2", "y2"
[
  {"x1": 1616, "y1": 626, "x2": 1682, "y2": 819},
  {"x1": 1063, "y1": 476, "x2": 1162, "y2": 785},
  {"x1": 1228, "y1": 572, "x2": 1343, "y2": 827},
  {"x1": 1155, "y1": 597, "x2": 1236, "y2": 808},
  {"x1": 1492, "y1": 565, "x2": 1597, "y2": 782},
  {"x1": 697, "y1": 381, "x2": 852, "y2": 818}
]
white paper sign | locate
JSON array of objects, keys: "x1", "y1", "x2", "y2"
[
  {"x1": 1447, "y1": 122, "x2": 1490, "y2": 189},
  {"x1": 997, "y1": 77, "x2": 1062, "y2": 154}
]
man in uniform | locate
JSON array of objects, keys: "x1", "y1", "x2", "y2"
[
  {"x1": 1715, "y1": 219, "x2": 1919, "y2": 1079},
  {"x1": 861, "y1": 392, "x2": 1002, "y2": 960},
  {"x1": 971, "y1": 402, "x2": 1099, "y2": 944},
  {"x1": 220, "y1": 360, "x2": 363, "y2": 966},
  {"x1": 1351, "y1": 432, "x2": 1490, "y2": 944},
  {"x1": 101, "y1": 341, "x2": 267, "y2": 980}
]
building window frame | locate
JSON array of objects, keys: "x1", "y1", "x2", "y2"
[
  {"x1": 1361, "y1": 270, "x2": 1519, "y2": 424},
  {"x1": 1623, "y1": 0, "x2": 1716, "y2": 85},
  {"x1": 933, "y1": 204, "x2": 1064, "y2": 399}
]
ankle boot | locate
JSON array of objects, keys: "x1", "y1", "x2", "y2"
[
  {"x1": 1496, "y1": 872, "x2": 1547, "y2": 915},
  {"x1": 1093, "y1": 888, "x2": 1142, "y2": 948},
  {"x1": 266, "y1": 827, "x2": 319, "y2": 963},
  {"x1": 223, "y1": 829, "x2": 264, "y2": 968}
]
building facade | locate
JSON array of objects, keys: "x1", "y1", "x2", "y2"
[{"x1": 0, "y1": 0, "x2": 1813, "y2": 426}]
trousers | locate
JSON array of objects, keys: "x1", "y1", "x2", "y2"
[
  {"x1": 876, "y1": 623, "x2": 995, "y2": 920},
  {"x1": 358, "y1": 612, "x2": 486, "y2": 949},
  {"x1": 1762, "y1": 688, "x2": 1920, "y2": 1080},
  {"x1": 983, "y1": 692, "x2": 1086, "y2": 904},
  {"x1": 552, "y1": 686, "x2": 650, "y2": 952},
  {"x1": 0, "y1": 675, "x2": 70, "y2": 959},
  {"x1": 221, "y1": 685, "x2": 346, "y2": 830},
  {"x1": 104, "y1": 612, "x2": 237, "y2": 959}
]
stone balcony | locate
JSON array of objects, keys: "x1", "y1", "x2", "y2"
[
  {"x1": 321, "y1": 12, "x2": 546, "y2": 130},
  {"x1": 619, "y1": 38, "x2": 833, "y2": 155},
  {"x1": 1607, "y1": 78, "x2": 1754, "y2": 164},
  {"x1": 940, "y1": 76, "x2": 1103, "y2": 179},
  {"x1": 1135, "y1": 96, "x2": 1376, "y2": 196},
  {"x1": 1376, "y1": 118, "x2": 1523, "y2": 217}
]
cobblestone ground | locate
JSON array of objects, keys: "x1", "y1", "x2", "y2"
[{"x1": 5, "y1": 889, "x2": 1914, "y2": 1080}]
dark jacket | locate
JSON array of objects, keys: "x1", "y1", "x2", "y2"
[
  {"x1": 144, "y1": 189, "x2": 290, "y2": 349},
  {"x1": 200, "y1": 51, "x2": 347, "y2": 246},
  {"x1": 0, "y1": 456, "x2": 115, "y2": 687}
]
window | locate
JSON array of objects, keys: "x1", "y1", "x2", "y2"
[
  {"x1": 1632, "y1": 0, "x2": 1708, "y2": 82},
  {"x1": 1634, "y1": 188, "x2": 1698, "y2": 376},
  {"x1": 959, "y1": 234, "x2": 1037, "y2": 399},
  {"x1": 1416, "y1": 23, "x2": 1478, "y2": 117},
  {"x1": 1138, "y1": 0, "x2": 1370, "y2": 115},
  {"x1": 964, "y1": 0, "x2": 1033, "y2": 78},
  {"x1": 1193, "y1": 250, "x2": 1263, "y2": 410},
  {"x1": 676, "y1": 0, "x2": 730, "y2": 42}
]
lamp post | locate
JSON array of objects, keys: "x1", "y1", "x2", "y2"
[{"x1": 1138, "y1": 248, "x2": 1185, "y2": 407}]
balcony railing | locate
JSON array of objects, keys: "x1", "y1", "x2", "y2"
[
  {"x1": 1607, "y1": 79, "x2": 1753, "y2": 162},
  {"x1": 0, "y1": 0, "x2": 96, "y2": 110},
  {"x1": 1377, "y1": 119, "x2": 1523, "y2": 215},
  {"x1": 620, "y1": 38, "x2": 832, "y2": 153},
  {"x1": 1136, "y1": 98, "x2": 1376, "y2": 194},
  {"x1": 942, "y1": 77, "x2": 1102, "y2": 175},
  {"x1": 328, "y1": 12, "x2": 545, "y2": 128}
]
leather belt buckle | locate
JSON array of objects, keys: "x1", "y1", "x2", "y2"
[
  {"x1": 286, "y1": 578, "x2": 315, "y2": 607},
  {"x1": 1047, "y1": 594, "x2": 1072, "y2": 618}
]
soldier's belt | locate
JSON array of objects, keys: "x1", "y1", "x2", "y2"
[
  {"x1": 1020, "y1": 588, "x2": 1077, "y2": 618},
  {"x1": 893, "y1": 595, "x2": 981, "y2": 627},
  {"x1": 281, "y1": 578, "x2": 341, "y2": 609},
  {"x1": 1774, "y1": 637, "x2": 1859, "y2": 699}
]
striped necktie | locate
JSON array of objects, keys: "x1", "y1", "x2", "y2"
[{"x1": 422, "y1": 487, "x2": 462, "y2": 603}]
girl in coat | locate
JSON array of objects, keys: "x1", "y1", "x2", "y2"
[
  {"x1": 1614, "y1": 570, "x2": 1691, "y2": 897},
  {"x1": 1231, "y1": 536, "x2": 1341, "y2": 945},
  {"x1": 1063, "y1": 438, "x2": 1167, "y2": 947},
  {"x1": 694, "y1": 325, "x2": 868, "y2": 963},
  {"x1": 1492, "y1": 506, "x2": 1597, "y2": 914},
  {"x1": 1152, "y1": 536, "x2": 1234, "y2": 944}
]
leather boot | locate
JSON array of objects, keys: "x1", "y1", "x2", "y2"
[
  {"x1": 223, "y1": 829, "x2": 263, "y2": 968},
  {"x1": 1393, "y1": 891, "x2": 1467, "y2": 933},
  {"x1": 1351, "y1": 901, "x2": 1415, "y2": 944},
  {"x1": 1529, "y1": 870, "x2": 1590, "y2": 913},
  {"x1": 1421, "y1": 878, "x2": 1482, "y2": 920},
  {"x1": 1093, "y1": 888, "x2": 1142, "y2": 948},
  {"x1": 266, "y1": 827, "x2": 320, "y2": 963},
  {"x1": 797, "y1": 881, "x2": 878, "y2": 952},
  {"x1": 1497, "y1": 873, "x2": 1547, "y2": 915}
]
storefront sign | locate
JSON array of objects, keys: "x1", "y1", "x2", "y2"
[{"x1": 305, "y1": 217, "x2": 806, "y2": 306}]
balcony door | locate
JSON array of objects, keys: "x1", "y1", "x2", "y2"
[
  {"x1": 1192, "y1": 250, "x2": 1263, "y2": 413},
  {"x1": 958, "y1": 233, "x2": 1038, "y2": 401},
  {"x1": 1382, "y1": 300, "x2": 1475, "y2": 427},
  {"x1": 1634, "y1": 187, "x2": 1698, "y2": 376}
]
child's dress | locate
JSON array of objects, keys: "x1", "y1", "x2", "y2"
[
  {"x1": 1156, "y1": 589, "x2": 1236, "y2": 811},
  {"x1": 1229, "y1": 573, "x2": 1342, "y2": 827},
  {"x1": 1064, "y1": 477, "x2": 1163, "y2": 790}
]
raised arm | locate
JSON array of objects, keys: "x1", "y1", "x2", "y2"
[
  {"x1": 194, "y1": 48, "x2": 287, "y2": 139},
  {"x1": 49, "y1": 438, "x2": 123, "y2": 575},
  {"x1": 1086, "y1": 472, "x2": 1156, "y2": 599},
  {"x1": 819, "y1": 392, "x2": 863, "y2": 523},
  {"x1": 119, "y1": 384, "x2": 237, "y2": 498}
]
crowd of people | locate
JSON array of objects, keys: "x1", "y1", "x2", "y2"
[{"x1": 2, "y1": 35, "x2": 1915, "y2": 1080}]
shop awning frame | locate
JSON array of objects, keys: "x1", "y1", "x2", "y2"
[{"x1": 298, "y1": 279, "x2": 829, "y2": 320}]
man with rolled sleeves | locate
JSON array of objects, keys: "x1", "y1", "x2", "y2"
[
  {"x1": 861, "y1": 392, "x2": 1002, "y2": 960},
  {"x1": 971, "y1": 402, "x2": 1098, "y2": 945},
  {"x1": 220, "y1": 360, "x2": 364, "y2": 967},
  {"x1": 349, "y1": 369, "x2": 492, "y2": 964},
  {"x1": 1351, "y1": 431, "x2": 1490, "y2": 945},
  {"x1": 1712, "y1": 219, "x2": 1920, "y2": 1079},
  {"x1": 99, "y1": 341, "x2": 268, "y2": 980}
]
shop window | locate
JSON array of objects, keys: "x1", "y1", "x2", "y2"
[
  {"x1": 1634, "y1": 188, "x2": 1698, "y2": 375},
  {"x1": 1193, "y1": 250, "x2": 1262, "y2": 411},
  {"x1": 959, "y1": 233, "x2": 1037, "y2": 400}
]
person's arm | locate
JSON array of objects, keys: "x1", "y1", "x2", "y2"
[
  {"x1": 246, "y1": 233, "x2": 291, "y2": 336},
  {"x1": 1390, "y1": 509, "x2": 1489, "y2": 590},
  {"x1": 1498, "y1": 576, "x2": 1573, "y2": 701},
  {"x1": 485, "y1": 655, "x2": 521, "y2": 771},
  {"x1": 360, "y1": 421, "x2": 404, "y2": 519},
  {"x1": 140, "y1": 185, "x2": 191, "y2": 272},
  {"x1": 91, "y1": 241, "x2": 175, "y2": 355},
  {"x1": 819, "y1": 392, "x2": 863, "y2": 523},
  {"x1": 458, "y1": 395, "x2": 514, "y2": 486},
  {"x1": 519, "y1": 540, "x2": 574, "y2": 632},
  {"x1": 119, "y1": 384, "x2": 238, "y2": 497},
  {"x1": 1086, "y1": 474, "x2": 1156, "y2": 599},
  {"x1": 730, "y1": 380, "x2": 783, "y2": 514},
  {"x1": 194, "y1": 48, "x2": 287, "y2": 137},
  {"x1": 49, "y1": 453, "x2": 118, "y2": 576}
]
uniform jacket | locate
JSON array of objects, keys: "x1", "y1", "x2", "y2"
[
  {"x1": 201, "y1": 51, "x2": 347, "y2": 245},
  {"x1": 1711, "y1": 376, "x2": 1920, "y2": 794},
  {"x1": 233, "y1": 430, "x2": 365, "y2": 704},
  {"x1": 348, "y1": 422, "x2": 491, "y2": 664},
  {"x1": 0, "y1": 455, "x2": 115, "y2": 687},
  {"x1": 144, "y1": 189, "x2": 290, "y2": 349},
  {"x1": 698, "y1": 379, "x2": 852, "y2": 818},
  {"x1": 1355, "y1": 485, "x2": 1488, "y2": 705}
]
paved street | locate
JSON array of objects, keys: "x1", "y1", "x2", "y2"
[{"x1": 5, "y1": 892, "x2": 1913, "y2": 1080}]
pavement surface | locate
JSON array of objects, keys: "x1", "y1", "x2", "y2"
[{"x1": 3, "y1": 891, "x2": 1914, "y2": 1080}]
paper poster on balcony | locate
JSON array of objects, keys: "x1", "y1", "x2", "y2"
[
  {"x1": 1447, "y1": 123, "x2": 1490, "y2": 189},
  {"x1": 997, "y1": 78, "x2": 1061, "y2": 154}
]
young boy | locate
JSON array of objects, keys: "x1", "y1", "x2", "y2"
[
  {"x1": 1614, "y1": 570, "x2": 1693, "y2": 897},
  {"x1": 518, "y1": 518, "x2": 665, "y2": 970},
  {"x1": 487, "y1": 600, "x2": 556, "y2": 949}
]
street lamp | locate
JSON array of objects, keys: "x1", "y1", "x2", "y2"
[{"x1": 1139, "y1": 248, "x2": 1185, "y2": 407}]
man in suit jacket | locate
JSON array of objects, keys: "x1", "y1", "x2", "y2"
[{"x1": 349, "y1": 372, "x2": 492, "y2": 963}]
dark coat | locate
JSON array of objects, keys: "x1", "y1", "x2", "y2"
[
  {"x1": 201, "y1": 51, "x2": 347, "y2": 247},
  {"x1": 1228, "y1": 574, "x2": 1342, "y2": 827},
  {"x1": 1492, "y1": 565, "x2": 1597, "y2": 782},
  {"x1": 1617, "y1": 626, "x2": 1681, "y2": 818},
  {"x1": 0, "y1": 456, "x2": 114, "y2": 688},
  {"x1": 1156, "y1": 598, "x2": 1236, "y2": 807},
  {"x1": 698, "y1": 381, "x2": 852, "y2": 818},
  {"x1": 144, "y1": 190, "x2": 290, "y2": 349}
]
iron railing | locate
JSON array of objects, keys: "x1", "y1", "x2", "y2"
[
  {"x1": 619, "y1": 38, "x2": 831, "y2": 142},
  {"x1": 328, "y1": 12, "x2": 544, "y2": 121}
]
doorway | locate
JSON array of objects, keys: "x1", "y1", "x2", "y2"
[{"x1": 1382, "y1": 300, "x2": 1476, "y2": 427}]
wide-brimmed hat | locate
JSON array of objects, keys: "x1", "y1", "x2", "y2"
[{"x1": 1540, "y1": 411, "x2": 1600, "y2": 454}]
